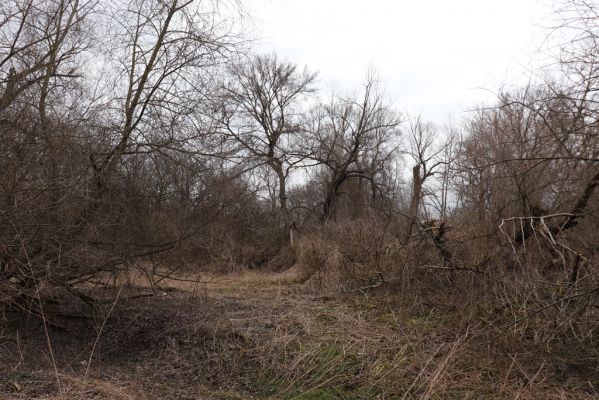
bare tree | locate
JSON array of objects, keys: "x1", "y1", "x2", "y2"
[
  {"x1": 0, "y1": 0, "x2": 95, "y2": 110},
  {"x1": 404, "y1": 116, "x2": 450, "y2": 238},
  {"x1": 305, "y1": 76, "x2": 402, "y2": 221},
  {"x1": 219, "y1": 53, "x2": 317, "y2": 239}
]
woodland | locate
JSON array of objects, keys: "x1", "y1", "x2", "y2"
[{"x1": 0, "y1": 0, "x2": 598, "y2": 398}]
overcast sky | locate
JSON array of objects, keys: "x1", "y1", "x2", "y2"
[{"x1": 247, "y1": 0, "x2": 554, "y2": 124}]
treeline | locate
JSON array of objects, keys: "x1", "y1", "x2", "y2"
[{"x1": 0, "y1": 0, "x2": 598, "y2": 350}]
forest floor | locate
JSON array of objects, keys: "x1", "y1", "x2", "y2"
[{"x1": 1, "y1": 266, "x2": 597, "y2": 399}]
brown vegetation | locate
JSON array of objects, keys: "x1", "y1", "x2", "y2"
[{"x1": 1, "y1": 0, "x2": 599, "y2": 398}]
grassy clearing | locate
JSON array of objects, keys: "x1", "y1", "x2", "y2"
[{"x1": 1, "y1": 267, "x2": 598, "y2": 399}]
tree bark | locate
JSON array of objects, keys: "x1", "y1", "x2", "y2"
[
  {"x1": 406, "y1": 164, "x2": 422, "y2": 239},
  {"x1": 272, "y1": 161, "x2": 292, "y2": 240}
]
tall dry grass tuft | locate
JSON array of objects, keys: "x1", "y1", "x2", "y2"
[
  {"x1": 294, "y1": 218, "x2": 405, "y2": 292},
  {"x1": 294, "y1": 217, "x2": 464, "y2": 300}
]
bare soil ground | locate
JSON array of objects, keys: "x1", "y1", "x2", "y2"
[{"x1": 1, "y1": 266, "x2": 597, "y2": 399}]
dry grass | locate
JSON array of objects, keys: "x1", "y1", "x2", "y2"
[{"x1": 2, "y1": 263, "x2": 598, "y2": 399}]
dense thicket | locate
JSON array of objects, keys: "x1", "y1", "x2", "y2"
[{"x1": 0, "y1": 0, "x2": 598, "y2": 353}]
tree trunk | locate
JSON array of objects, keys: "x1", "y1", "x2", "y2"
[
  {"x1": 406, "y1": 164, "x2": 422, "y2": 239},
  {"x1": 322, "y1": 172, "x2": 345, "y2": 221},
  {"x1": 274, "y1": 163, "x2": 291, "y2": 241}
]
